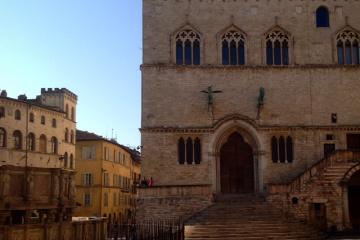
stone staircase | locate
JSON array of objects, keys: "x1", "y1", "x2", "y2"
[
  {"x1": 185, "y1": 195, "x2": 325, "y2": 240},
  {"x1": 266, "y1": 150, "x2": 360, "y2": 233},
  {"x1": 268, "y1": 151, "x2": 360, "y2": 195}
]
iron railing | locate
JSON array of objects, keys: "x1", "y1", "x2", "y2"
[{"x1": 107, "y1": 218, "x2": 184, "y2": 240}]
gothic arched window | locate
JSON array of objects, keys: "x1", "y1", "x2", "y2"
[
  {"x1": 175, "y1": 29, "x2": 201, "y2": 65},
  {"x1": 27, "y1": 133, "x2": 35, "y2": 151},
  {"x1": 316, "y1": 6, "x2": 330, "y2": 28},
  {"x1": 186, "y1": 138, "x2": 193, "y2": 164},
  {"x1": 271, "y1": 136, "x2": 278, "y2": 163},
  {"x1": 266, "y1": 29, "x2": 290, "y2": 66},
  {"x1": 0, "y1": 128, "x2": 6, "y2": 147},
  {"x1": 286, "y1": 136, "x2": 294, "y2": 163},
  {"x1": 15, "y1": 109, "x2": 21, "y2": 120},
  {"x1": 178, "y1": 137, "x2": 201, "y2": 165},
  {"x1": 39, "y1": 134, "x2": 47, "y2": 153},
  {"x1": 51, "y1": 137, "x2": 58, "y2": 154},
  {"x1": 194, "y1": 138, "x2": 201, "y2": 164},
  {"x1": 13, "y1": 130, "x2": 22, "y2": 150},
  {"x1": 279, "y1": 136, "x2": 286, "y2": 163},
  {"x1": 178, "y1": 138, "x2": 185, "y2": 164},
  {"x1": 271, "y1": 136, "x2": 294, "y2": 163},
  {"x1": 336, "y1": 29, "x2": 360, "y2": 65},
  {"x1": 221, "y1": 30, "x2": 245, "y2": 65}
]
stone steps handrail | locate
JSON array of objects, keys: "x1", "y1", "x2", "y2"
[{"x1": 268, "y1": 150, "x2": 360, "y2": 194}]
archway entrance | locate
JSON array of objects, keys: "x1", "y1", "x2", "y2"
[
  {"x1": 220, "y1": 132, "x2": 254, "y2": 194},
  {"x1": 348, "y1": 170, "x2": 360, "y2": 230}
]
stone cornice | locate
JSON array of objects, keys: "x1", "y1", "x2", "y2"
[
  {"x1": 141, "y1": 125, "x2": 360, "y2": 133},
  {"x1": 140, "y1": 63, "x2": 360, "y2": 71}
]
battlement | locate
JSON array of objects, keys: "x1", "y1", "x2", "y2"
[{"x1": 41, "y1": 88, "x2": 78, "y2": 100}]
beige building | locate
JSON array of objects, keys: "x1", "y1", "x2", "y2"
[
  {"x1": 139, "y1": 0, "x2": 360, "y2": 234},
  {"x1": 74, "y1": 130, "x2": 140, "y2": 225},
  {"x1": 0, "y1": 88, "x2": 89, "y2": 239}
]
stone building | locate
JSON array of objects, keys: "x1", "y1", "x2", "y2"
[
  {"x1": 139, "y1": 0, "x2": 360, "y2": 234},
  {"x1": 74, "y1": 130, "x2": 141, "y2": 226},
  {"x1": 0, "y1": 88, "x2": 102, "y2": 240}
]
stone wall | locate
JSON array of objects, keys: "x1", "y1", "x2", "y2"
[
  {"x1": 143, "y1": 0, "x2": 360, "y2": 65},
  {"x1": 266, "y1": 151, "x2": 360, "y2": 231},
  {"x1": 136, "y1": 185, "x2": 213, "y2": 221}
]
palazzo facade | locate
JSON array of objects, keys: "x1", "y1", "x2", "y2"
[{"x1": 139, "y1": 0, "x2": 360, "y2": 231}]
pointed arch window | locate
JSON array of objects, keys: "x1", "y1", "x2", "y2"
[
  {"x1": 13, "y1": 130, "x2": 22, "y2": 150},
  {"x1": 186, "y1": 138, "x2": 193, "y2": 164},
  {"x1": 178, "y1": 138, "x2": 185, "y2": 164},
  {"x1": 221, "y1": 30, "x2": 245, "y2": 65},
  {"x1": 286, "y1": 136, "x2": 293, "y2": 163},
  {"x1": 279, "y1": 136, "x2": 286, "y2": 163},
  {"x1": 0, "y1": 128, "x2": 6, "y2": 147},
  {"x1": 194, "y1": 138, "x2": 201, "y2": 164},
  {"x1": 27, "y1": 133, "x2": 35, "y2": 151},
  {"x1": 266, "y1": 29, "x2": 290, "y2": 66},
  {"x1": 336, "y1": 29, "x2": 360, "y2": 65},
  {"x1": 316, "y1": 6, "x2": 329, "y2": 28},
  {"x1": 271, "y1": 135, "x2": 294, "y2": 163},
  {"x1": 175, "y1": 29, "x2": 201, "y2": 65},
  {"x1": 271, "y1": 136, "x2": 278, "y2": 163},
  {"x1": 178, "y1": 137, "x2": 201, "y2": 165}
]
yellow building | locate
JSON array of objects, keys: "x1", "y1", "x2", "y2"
[
  {"x1": 74, "y1": 130, "x2": 140, "y2": 224},
  {"x1": 0, "y1": 88, "x2": 80, "y2": 238}
]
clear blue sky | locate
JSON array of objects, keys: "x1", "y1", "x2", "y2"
[{"x1": 0, "y1": 1, "x2": 142, "y2": 148}]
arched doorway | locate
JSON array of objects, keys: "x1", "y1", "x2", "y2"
[
  {"x1": 220, "y1": 132, "x2": 254, "y2": 194},
  {"x1": 348, "y1": 170, "x2": 360, "y2": 230}
]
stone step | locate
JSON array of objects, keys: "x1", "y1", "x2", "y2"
[{"x1": 185, "y1": 195, "x2": 324, "y2": 240}]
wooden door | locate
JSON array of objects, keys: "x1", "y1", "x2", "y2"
[
  {"x1": 220, "y1": 132, "x2": 254, "y2": 194},
  {"x1": 347, "y1": 134, "x2": 360, "y2": 150},
  {"x1": 348, "y1": 170, "x2": 360, "y2": 230}
]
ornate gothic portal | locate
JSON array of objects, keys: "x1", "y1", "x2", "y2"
[
  {"x1": 220, "y1": 132, "x2": 254, "y2": 194},
  {"x1": 348, "y1": 170, "x2": 360, "y2": 229}
]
